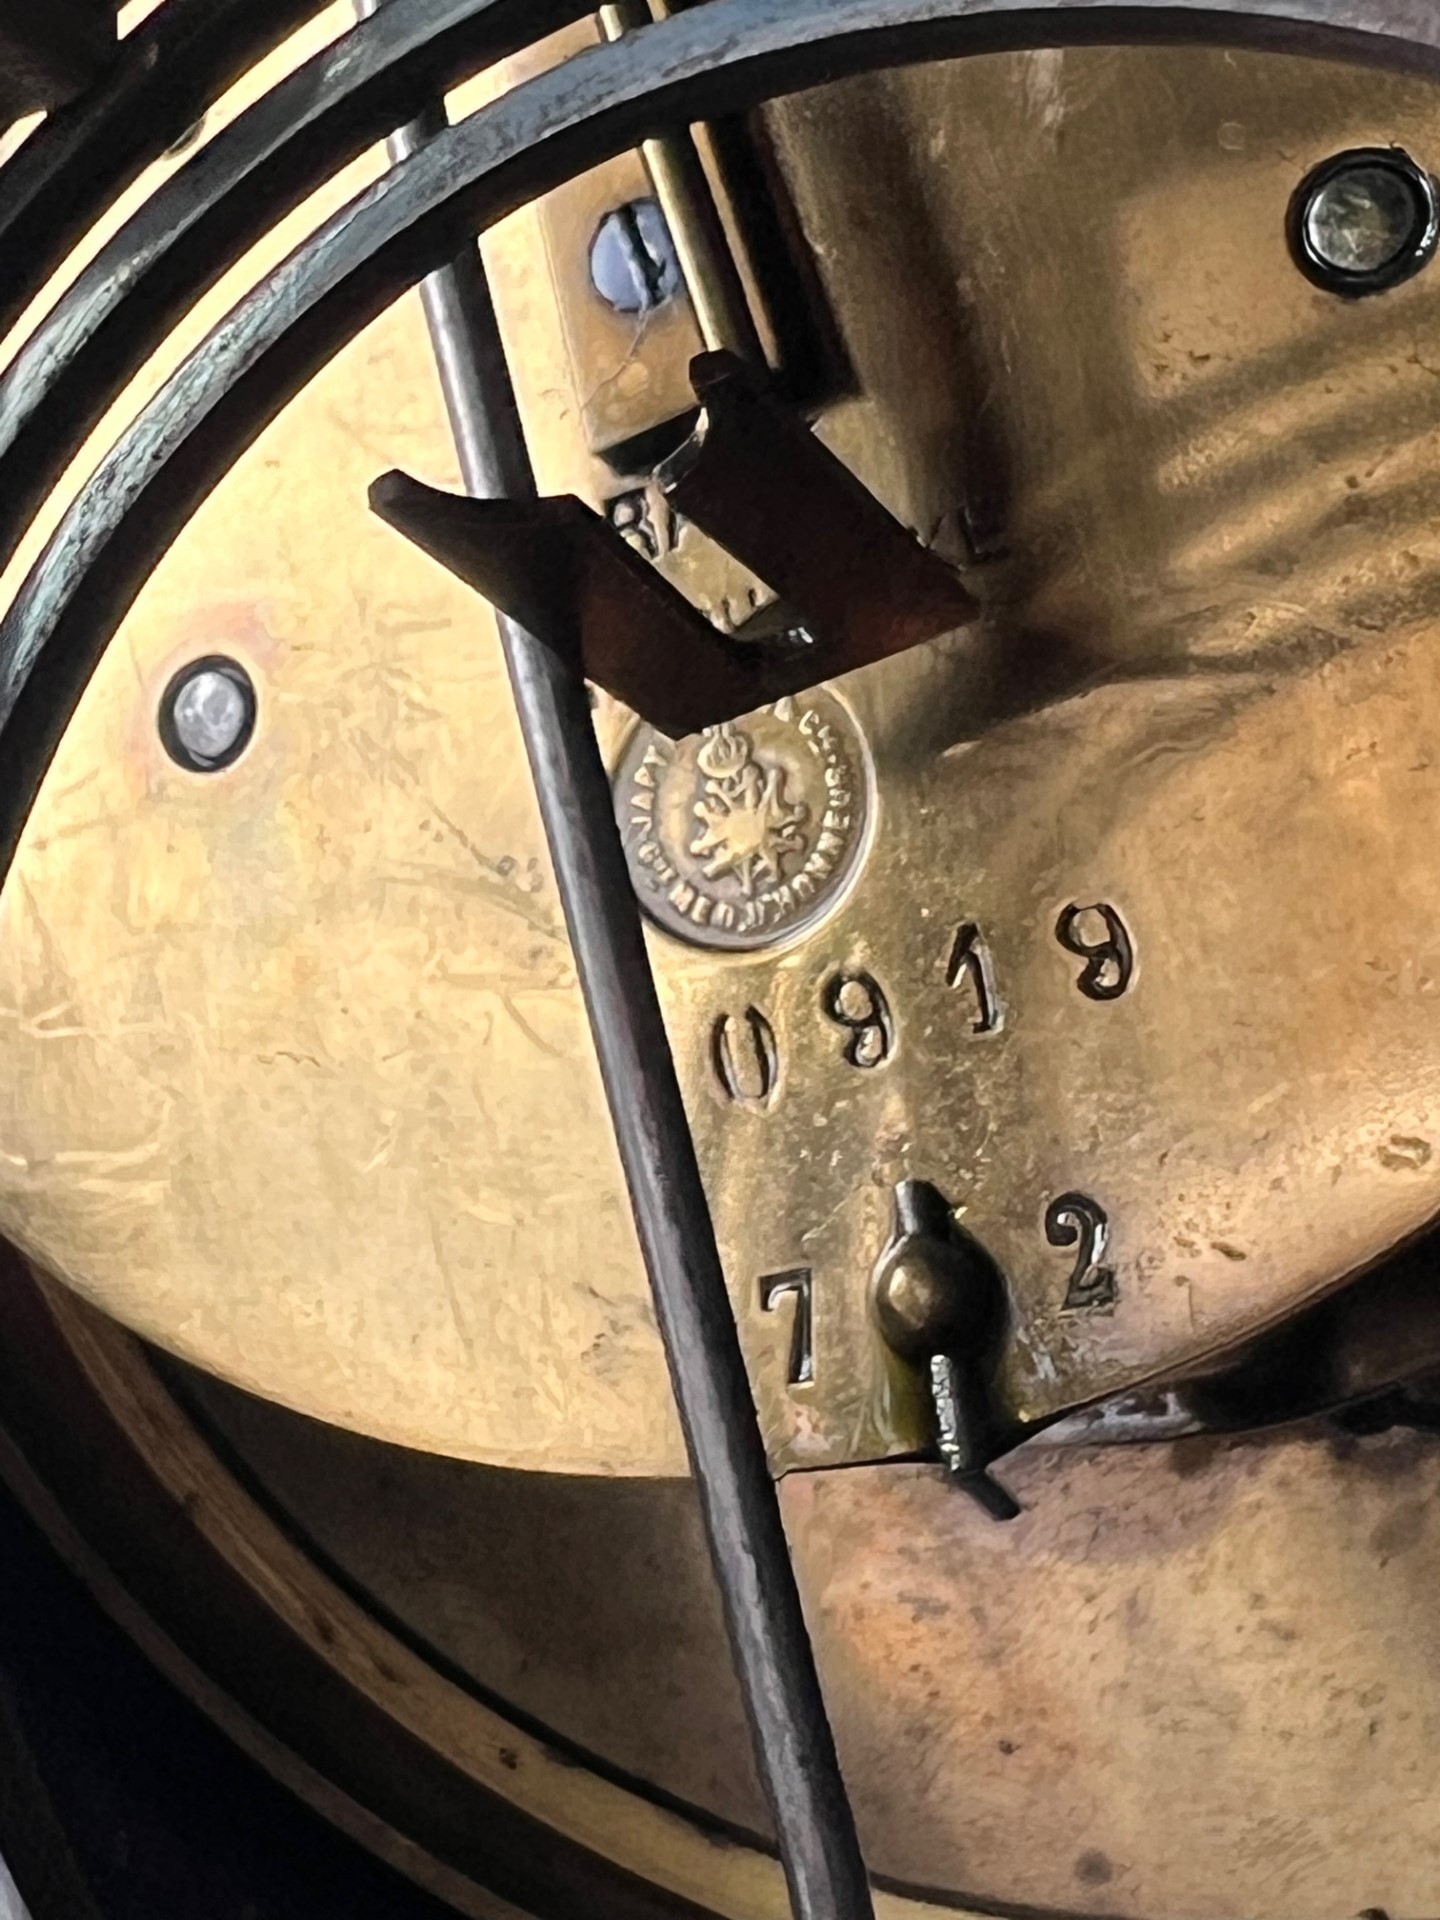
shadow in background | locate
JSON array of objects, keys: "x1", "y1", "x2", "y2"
[{"x1": 0, "y1": 1481, "x2": 459, "y2": 1920}]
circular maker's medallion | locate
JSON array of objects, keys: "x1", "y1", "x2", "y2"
[{"x1": 614, "y1": 688, "x2": 874, "y2": 952}]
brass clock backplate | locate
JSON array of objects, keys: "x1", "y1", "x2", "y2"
[{"x1": 5, "y1": 37, "x2": 1440, "y2": 1474}]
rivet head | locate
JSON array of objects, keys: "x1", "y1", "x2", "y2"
[
  {"x1": 1290, "y1": 149, "x2": 1439, "y2": 297},
  {"x1": 160, "y1": 658, "x2": 256, "y2": 772}
]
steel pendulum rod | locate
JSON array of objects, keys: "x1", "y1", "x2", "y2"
[{"x1": 364, "y1": 32, "x2": 874, "y2": 1920}]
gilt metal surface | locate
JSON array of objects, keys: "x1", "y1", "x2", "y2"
[
  {"x1": 3, "y1": 21, "x2": 1440, "y2": 1917},
  {"x1": 3, "y1": 22, "x2": 1440, "y2": 1474}
]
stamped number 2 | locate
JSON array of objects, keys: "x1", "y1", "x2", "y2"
[{"x1": 1046, "y1": 1193, "x2": 1118, "y2": 1313}]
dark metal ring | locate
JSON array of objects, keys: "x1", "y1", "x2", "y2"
[
  {"x1": 157, "y1": 654, "x2": 258, "y2": 773},
  {"x1": 0, "y1": 0, "x2": 597, "y2": 588},
  {"x1": 1288, "y1": 143, "x2": 1440, "y2": 295},
  {"x1": 0, "y1": 0, "x2": 1436, "y2": 903},
  {"x1": 0, "y1": 0, "x2": 328, "y2": 339}
]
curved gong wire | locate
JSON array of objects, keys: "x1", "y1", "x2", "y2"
[
  {"x1": 0, "y1": 0, "x2": 1435, "y2": 899},
  {"x1": 0, "y1": 0, "x2": 330, "y2": 339},
  {"x1": 0, "y1": 0, "x2": 598, "y2": 581}
]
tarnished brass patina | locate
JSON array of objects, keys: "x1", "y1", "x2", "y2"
[
  {"x1": 5, "y1": 1259, "x2": 1440, "y2": 1920},
  {"x1": 4, "y1": 36, "x2": 1440, "y2": 1482},
  {"x1": 6, "y1": 22, "x2": 1440, "y2": 1920}
]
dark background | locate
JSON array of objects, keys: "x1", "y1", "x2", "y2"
[{"x1": 0, "y1": 1482, "x2": 459, "y2": 1920}]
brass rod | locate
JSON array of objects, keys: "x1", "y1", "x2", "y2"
[{"x1": 598, "y1": 0, "x2": 765, "y2": 364}]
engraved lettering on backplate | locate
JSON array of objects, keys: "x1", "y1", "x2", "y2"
[
  {"x1": 1046, "y1": 1192, "x2": 1119, "y2": 1313},
  {"x1": 614, "y1": 689, "x2": 874, "y2": 952},
  {"x1": 945, "y1": 921, "x2": 1003, "y2": 1034},
  {"x1": 823, "y1": 969, "x2": 895, "y2": 1070},
  {"x1": 712, "y1": 1006, "x2": 780, "y2": 1108},
  {"x1": 1055, "y1": 902, "x2": 1135, "y2": 1001},
  {"x1": 760, "y1": 1267, "x2": 815, "y2": 1386}
]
